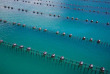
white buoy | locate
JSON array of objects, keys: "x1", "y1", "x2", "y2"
[
  {"x1": 75, "y1": 18, "x2": 78, "y2": 20},
  {"x1": 96, "y1": 21, "x2": 98, "y2": 23},
  {"x1": 89, "y1": 64, "x2": 93, "y2": 69},
  {"x1": 82, "y1": 37, "x2": 86, "y2": 40},
  {"x1": 97, "y1": 40, "x2": 100, "y2": 43},
  {"x1": 62, "y1": 32, "x2": 65, "y2": 35},
  {"x1": 43, "y1": 52, "x2": 47, "y2": 55},
  {"x1": 19, "y1": 45, "x2": 24, "y2": 49},
  {"x1": 79, "y1": 61, "x2": 83, "y2": 65},
  {"x1": 27, "y1": 47, "x2": 31, "y2": 51},
  {"x1": 56, "y1": 31, "x2": 59, "y2": 34},
  {"x1": 60, "y1": 56, "x2": 64, "y2": 60},
  {"x1": 44, "y1": 29, "x2": 47, "y2": 32},
  {"x1": 39, "y1": 27, "x2": 41, "y2": 31},
  {"x1": 32, "y1": 26, "x2": 36, "y2": 29},
  {"x1": 51, "y1": 54, "x2": 55, "y2": 58},
  {"x1": 12, "y1": 43, "x2": 17, "y2": 47},
  {"x1": 0, "y1": 40, "x2": 3, "y2": 43},
  {"x1": 17, "y1": 23, "x2": 20, "y2": 26},
  {"x1": 89, "y1": 38, "x2": 93, "y2": 42},
  {"x1": 100, "y1": 67, "x2": 105, "y2": 72}
]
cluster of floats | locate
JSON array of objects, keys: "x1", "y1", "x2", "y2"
[
  {"x1": 13, "y1": 0, "x2": 110, "y2": 15},
  {"x1": 0, "y1": 40, "x2": 109, "y2": 74},
  {"x1": 2, "y1": 5, "x2": 110, "y2": 26},
  {"x1": 0, "y1": 19, "x2": 110, "y2": 47}
]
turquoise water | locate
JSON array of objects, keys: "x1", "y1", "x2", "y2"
[{"x1": 0, "y1": 0, "x2": 110, "y2": 74}]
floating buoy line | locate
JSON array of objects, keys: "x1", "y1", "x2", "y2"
[
  {"x1": 35, "y1": 0, "x2": 110, "y2": 10},
  {"x1": 1, "y1": 5, "x2": 110, "y2": 26},
  {"x1": 14, "y1": 0, "x2": 110, "y2": 15},
  {"x1": 0, "y1": 40, "x2": 109, "y2": 74},
  {"x1": 0, "y1": 19, "x2": 110, "y2": 48}
]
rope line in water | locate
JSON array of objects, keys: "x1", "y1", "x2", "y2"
[
  {"x1": 35, "y1": 0, "x2": 110, "y2": 10},
  {"x1": 14, "y1": 0, "x2": 110, "y2": 15},
  {"x1": 0, "y1": 40, "x2": 109, "y2": 74},
  {"x1": 0, "y1": 19, "x2": 110, "y2": 48},
  {"x1": 1, "y1": 5, "x2": 110, "y2": 26}
]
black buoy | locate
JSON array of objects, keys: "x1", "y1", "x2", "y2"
[
  {"x1": 4, "y1": 20, "x2": 7, "y2": 23},
  {"x1": 69, "y1": 34, "x2": 72, "y2": 37},
  {"x1": 22, "y1": 24, "x2": 26, "y2": 27},
  {"x1": 91, "y1": 20, "x2": 93, "y2": 22},
  {"x1": 11, "y1": 7, "x2": 13, "y2": 9},
  {"x1": 8, "y1": 6, "x2": 10, "y2": 9},
  {"x1": 97, "y1": 40, "x2": 100, "y2": 43},
  {"x1": 86, "y1": 19, "x2": 88, "y2": 22},
  {"x1": 41, "y1": 12, "x2": 43, "y2": 15},
  {"x1": 58, "y1": 15, "x2": 60, "y2": 17},
  {"x1": 67, "y1": 16, "x2": 69, "y2": 19},
  {"x1": 89, "y1": 64, "x2": 93, "y2": 69},
  {"x1": 4, "y1": 6, "x2": 7, "y2": 8},
  {"x1": 18, "y1": 8, "x2": 20, "y2": 11},
  {"x1": 60, "y1": 56, "x2": 64, "y2": 60},
  {"x1": 34, "y1": 2, "x2": 36, "y2": 4},
  {"x1": 33, "y1": 11, "x2": 35, "y2": 13},
  {"x1": 37, "y1": 12, "x2": 39, "y2": 14},
  {"x1": 0, "y1": 19, "x2": 2, "y2": 22},
  {"x1": 25, "y1": 10, "x2": 28, "y2": 12},
  {"x1": 51, "y1": 54, "x2": 55, "y2": 58},
  {"x1": 53, "y1": 14, "x2": 56, "y2": 17},
  {"x1": 100, "y1": 67, "x2": 105, "y2": 72},
  {"x1": 106, "y1": 22, "x2": 109, "y2": 25},
  {"x1": 22, "y1": 9, "x2": 24, "y2": 11}
]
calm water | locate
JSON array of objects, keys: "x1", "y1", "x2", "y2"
[{"x1": 0, "y1": 0, "x2": 110, "y2": 74}]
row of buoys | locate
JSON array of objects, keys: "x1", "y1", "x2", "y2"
[
  {"x1": 18, "y1": 8, "x2": 28, "y2": 12},
  {"x1": 33, "y1": 11, "x2": 43, "y2": 15},
  {"x1": 43, "y1": 0, "x2": 110, "y2": 10},
  {"x1": 33, "y1": 0, "x2": 110, "y2": 15},
  {"x1": 0, "y1": 40, "x2": 107, "y2": 72},
  {"x1": 4, "y1": 6, "x2": 13, "y2": 9},
  {"x1": 3, "y1": 5, "x2": 109, "y2": 25},
  {"x1": 19, "y1": 0, "x2": 110, "y2": 15},
  {"x1": 0, "y1": 19, "x2": 104, "y2": 44}
]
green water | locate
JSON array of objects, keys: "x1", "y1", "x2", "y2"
[{"x1": 0, "y1": 0, "x2": 110, "y2": 74}]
